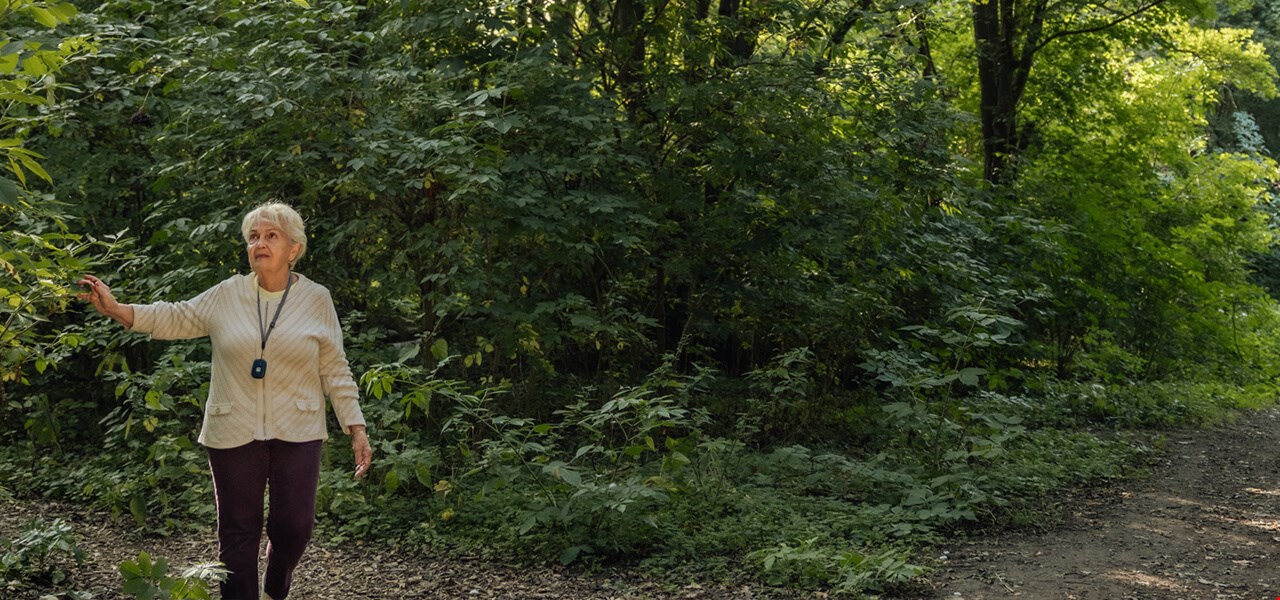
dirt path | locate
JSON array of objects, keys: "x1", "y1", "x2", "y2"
[{"x1": 926, "y1": 407, "x2": 1280, "y2": 600}]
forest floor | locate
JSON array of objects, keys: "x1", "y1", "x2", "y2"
[
  {"x1": 0, "y1": 501, "x2": 804, "y2": 600},
  {"x1": 8, "y1": 408, "x2": 1280, "y2": 599}
]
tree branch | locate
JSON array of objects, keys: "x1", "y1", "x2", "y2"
[{"x1": 1033, "y1": 0, "x2": 1170, "y2": 53}]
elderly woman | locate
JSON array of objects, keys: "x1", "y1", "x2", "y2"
[{"x1": 78, "y1": 201, "x2": 373, "y2": 600}]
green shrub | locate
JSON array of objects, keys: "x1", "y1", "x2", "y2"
[
  {"x1": 441, "y1": 371, "x2": 709, "y2": 564},
  {"x1": 119, "y1": 551, "x2": 226, "y2": 600},
  {"x1": 0, "y1": 517, "x2": 85, "y2": 594},
  {"x1": 1031, "y1": 379, "x2": 1277, "y2": 428},
  {"x1": 748, "y1": 538, "x2": 923, "y2": 595}
]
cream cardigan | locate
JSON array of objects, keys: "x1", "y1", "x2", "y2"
[{"x1": 129, "y1": 272, "x2": 366, "y2": 449}]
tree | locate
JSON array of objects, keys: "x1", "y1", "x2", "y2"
[
  {"x1": 970, "y1": 0, "x2": 1186, "y2": 184},
  {"x1": 1010, "y1": 21, "x2": 1278, "y2": 375},
  {"x1": 0, "y1": 0, "x2": 98, "y2": 389}
]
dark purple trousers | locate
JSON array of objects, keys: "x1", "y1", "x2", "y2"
[{"x1": 208, "y1": 439, "x2": 322, "y2": 600}]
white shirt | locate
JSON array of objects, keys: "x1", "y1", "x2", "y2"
[{"x1": 129, "y1": 272, "x2": 366, "y2": 449}]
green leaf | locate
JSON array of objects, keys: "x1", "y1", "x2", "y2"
[
  {"x1": 19, "y1": 54, "x2": 47, "y2": 77},
  {"x1": 15, "y1": 152, "x2": 51, "y2": 183},
  {"x1": 119, "y1": 558, "x2": 144, "y2": 579},
  {"x1": 0, "y1": 91, "x2": 48, "y2": 105},
  {"x1": 958, "y1": 367, "x2": 986, "y2": 386},
  {"x1": 0, "y1": 177, "x2": 16, "y2": 205},
  {"x1": 559, "y1": 544, "x2": 587, "y2": 565},
  {"x1": 397, "y1": 342, "x2": 419, "y2": 364},
  {"x1": 27, "y1": 7, "x2": 59, "y2": 28},
  {"x1": 121, "y1": 578, "x2": 150, "y2": 594},
  {"x1": 129, "y1": 494, "x2": 147, "y2": 526},
  {"x1": 517, "y1": 513, "x2": 539, "y2": 535},
  {"x1": 47, "y1": 3, "x2": 78, "y2": 23},
  {"x1": 291, "y1": 0, "x2": 312, "y2": 7},
  {"x1": 544, "y1": 462, "x2": 582, "y2": 486},
  {"x1": 429, "y1": 338, "x2": 448, "y2": 361}
]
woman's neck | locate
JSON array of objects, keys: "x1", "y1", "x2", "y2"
[{"x1": 256, "y1": 269, "x2": 292, "y2": 292}]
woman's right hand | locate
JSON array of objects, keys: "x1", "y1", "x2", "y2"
[{"x1": 77, "y1": 274, "x2": 134, "y2": 328}]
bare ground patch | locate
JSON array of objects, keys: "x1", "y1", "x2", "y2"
[{"x1": 925, "y1": 408, "x2": 1280, "y2": 600}]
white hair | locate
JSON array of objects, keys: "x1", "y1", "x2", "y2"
[{"x1": 241, "y1": 201, "x2": 307, "y2": 265}]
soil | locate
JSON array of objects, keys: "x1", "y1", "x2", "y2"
[
  {"x1": 0, "y1": 501, "x2": 798, "y2": 598},
  {"x1": 925, "y1": 407, "x2": 1280, "y2": 600},
  {"x1": 8, "y1": 408, "x2": 1280, "y2": 599},
  {"x1": 0, "y1": 498, "x2": 798, "y2": 599}
]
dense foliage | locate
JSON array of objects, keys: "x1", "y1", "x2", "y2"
[{"x1": 3, "y1": 0, "x2": 1280, "y2": 595}]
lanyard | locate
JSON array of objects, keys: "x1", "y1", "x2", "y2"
[{"x1": 257, "y1": 272, "x2": 295, "y2": 356}]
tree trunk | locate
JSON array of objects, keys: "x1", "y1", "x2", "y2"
[
  {"x1": 717, "y1": 0, "x2": 756, "y2": 62},
  {"x1": 972, "y1": 0, "x2": 1020, "y2": 184},
  {"x1": 612, "y1": 0, "x2": 649, "y2": 115}
]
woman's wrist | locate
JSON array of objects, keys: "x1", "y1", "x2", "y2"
[{"x1": 109, "y1": 304, "x2": 136, "y2": 328}]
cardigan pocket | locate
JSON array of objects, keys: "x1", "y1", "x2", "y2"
[
  {"x1": 208, "y1": 402, "x2": 233, "y2": 416},
  {"x1": 295, "y1": 400, "x2": 321, "y2": 412}
]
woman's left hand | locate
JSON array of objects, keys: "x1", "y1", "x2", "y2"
[{"x1": 350, "y1": 426, "x2": 373, "y2": 479}]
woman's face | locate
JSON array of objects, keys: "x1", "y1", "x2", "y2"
[{"x1": 246, "y1": 221, "x2": 299, "y2": 275}]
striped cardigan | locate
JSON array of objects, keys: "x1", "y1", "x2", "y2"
[{"x1": 129, "y1": 272, "x2": 366, "y2": 449}]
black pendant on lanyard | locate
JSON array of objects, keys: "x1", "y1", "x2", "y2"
[{"x1": 253, "y1": 272, "x2": 294, "y2": 379}]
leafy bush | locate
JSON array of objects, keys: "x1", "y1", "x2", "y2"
[
  {"x1": 0, "y1": 517, "x2": 85, "y2": 594},
  {"x1": 1025, "y1": 379, "x2": 1277, "y2": 429},
  {"x1": 439, "y1": 359, "x2": 711, "y2": 564},
  {"x1": 749, "y1": 538, "x2": 923, "y2": 595},
  {"x1": 119, "y1": 551, "x2": 226, "y2": 600}
]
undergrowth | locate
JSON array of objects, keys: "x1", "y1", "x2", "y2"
[{"x1": 0, "y1": 370, "x2": 1271, "y2": 598}]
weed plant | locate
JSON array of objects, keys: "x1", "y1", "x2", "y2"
[
  {"x1": 119, "y1": 551, "x2": 225, "y2": 600},
  {"x1": 0, "y1": 517, "x2": 87, "y2": 597}
]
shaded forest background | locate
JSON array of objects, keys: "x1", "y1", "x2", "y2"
[{"x1": 4, "y1": 0, "x2": 1280, "y2": 595}]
